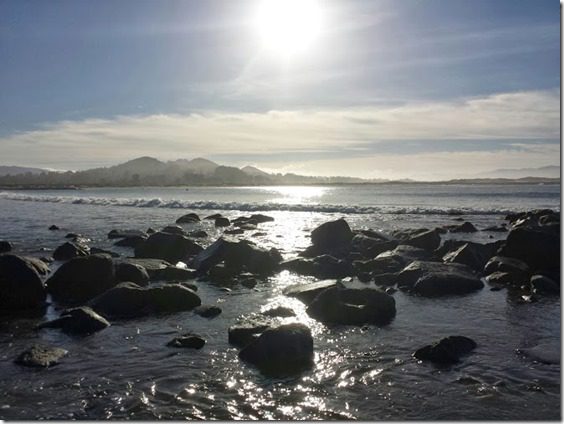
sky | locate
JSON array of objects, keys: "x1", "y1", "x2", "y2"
[{"x1": 0, "y1": 0, "x2": 560, "y2": 180}]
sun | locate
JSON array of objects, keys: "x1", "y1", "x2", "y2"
[{"x1": 254, "y1": 0, "x2": 322, "y2": 56}]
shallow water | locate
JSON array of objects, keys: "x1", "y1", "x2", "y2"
[{"x1": 0, "y1": 184, "x2": 560, "y2": 420}]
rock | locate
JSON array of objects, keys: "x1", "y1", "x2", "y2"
[
  {"x1": 15, "y1": 345, "x2": 68, "y2": 368},
  {"x1": 517, "y1": 343, "x2": 560, "y2": 365},
  {"x1": 134, "y1": 231, "x2": 203, "y2": 263},
  {"x1": 46, "y1": 254, "x2": 116, "y2": 303},
  {"x1": 0, "y1": 240, "x2": 13, "y2": 254},
  {"x1": 90, "y1": 247, "x2": 120, "y2": 258},
  {"x1": 498, "y1": 226, "x2": 560, "y2": 271},
  {"x1": 146, "y1": 227, "x2": 156, "y2": 234},
  {"x1": 485, "y1": 271, "x2": 518, "y2": 286},
  {"x1": 0, "y1": 254, "x2": 47, "y2": 310},
  {"x1": 37, "y1": 306, "x2": 110, "y2": 335},
  {"x1": 282, "y1": 280, "x2": 338, "y2": 305},
  {"x1": 224, "y1": 228, "x2": 244, "y2": 235},
  {"x1": 249, "y1": 214, "x2": 275, "y2": 224},
  {"x1": 115, "y1": 262, "x2": 150, "y2": 286},
  {"x1": 53, "y1": 241, "x2": 89, "y2": 261},
  {"x1": 530, "y1": 274, "x2": 560, "y2": 295},
  {"x1": 385, "y1": 287, "x2": 397, "y2": 295},
  {"x1": 414, "y1": 336, "x2": 477, "y2": 364},
  {"x1": 152, "y1": 266, "x2": 196, "y2": 281},
  {"x1": 306, "y1": 286, "x2": 396, "y2": 325},
  {"x1": 188, "y1": 230, "x2": 208, "y2": 238},
  {"x1": 108, "y1": 229, "x2": 147, "y2": 240},
  {"x1": 176, "y1": 213, "x2": 201, "y2": 224},
  {"x1": 65, "y1": 233, "x2": 79, "y2": 239},
  {"x1": 262, "y1": 306, "x2": 296, "y2": 317},
  {"x1": 89, "y1": 282, "x2": 201, "y2": 319},
  {"x1": 442, "y1": 242, "x2": 498, "y2": 271},
  {"x1": 48, "y1": 225, "x2": 60, "y2": 231},
  {"x1": 114, "y1": 235, "x2": 147, "y2": 248},
  {"x1": 205, "y1": 213, "x2": 224, "y2": 220},
  {"x1": 194, "y1": 305, "x2": 222, "y2": 318},
  {"x1": 167, "y1": 334, "x2": 205, "y2": 349},
  {"x1": 447, "y1": 222, "x2": 478, "y2": 233},
  {"x1": 373, "y1": 272, "x2": 398, "y2": 286},
  {"x1": 397, "y1": 260, "x2": 475, "y2": 291},
  {"x1": 228, "y1": 315, "x2": 279, "y2": 348},
  {"x1": 413, "y1": 273, "x2": 484, "y2": 297},
  {"x1": 483, "y1": 225, "x2": 508, "y2": 232},
  {"x1": 484, "y1": 256, "x2": 530, "y2": 280},
  {"x1": 351, "y1": 234, "x2": 398, "y2": 258},
  {"x1": 375, "y1": 245, "x2": 433, "y2": 268},
  {"x1": 161, "y1": 225, "x2": 186, "y2": 235},
  {"x1": 310, "y1": 218, "x2": 353, "y2": 249},
  {"x1": 238, "y1": 323, "x2": 314, "y2": 376},
  {"x1": 280, "y1": 255, "x2": 353, "y2": 279},
  {"x1": 119, "y1": 258, "x2": 172, "y2": 278},
  {"x1": 215, "y1": 217, "x2": 230, "y2": 227},
  {"x1": 403, "y1": 229, "x2": 441, "y2": 251}
]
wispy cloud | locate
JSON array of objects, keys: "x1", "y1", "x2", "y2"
[{"x1": 0, "y1": 89, "x2": 558, "y2": 176}]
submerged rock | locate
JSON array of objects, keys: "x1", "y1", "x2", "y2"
[
  {"x1": 238, "y1": 323, "x2": 314, "y2": 376},
  {"x1": 176, "y1": 213, "x2": 201, "y2": 224},
  {"x1": 167, "y1": 333, "x2": 205, "y2": 349},
  {"x1": 0, "y1": 254, "x2": 47, "y2": 311},
  {"x1": 108, "y1": 229, "x2": 147, "y2": 239},
  {"x1": 15, "y1": 344, "x2": 68, "y2": 368},
  {"x1": 37, "y1": 306, "x2": 110, "y2": 335},
  {"x1": 414, "y1": 336, "x2": 477, "y2": 364},
  {"x1": 194, "y1": 305, "x2": 222, "y2": 318},
  {"x1": 262, "y1": 306, "x2": 296, "y2": 317},
  {"x1": 517, "y1": 343, "x2": 560, "y2": 365}
]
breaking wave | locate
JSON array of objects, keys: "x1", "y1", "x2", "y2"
[{"x1": 0, "y1": 191, "x2": 531, "y2": 215}]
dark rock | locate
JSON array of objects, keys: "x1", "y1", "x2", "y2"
[
  {"x1": 215, "y1": 217, "x2": 231, "y2": 227},
  {"x1": 114, "y1": 235, "x2": 147, "y2": 248},
  {"x1": 119, "y1": 258, "x2": 172, "y2": 278},
  {"x1": 485, "y1": 271, "x2": 518, "y2": 286},
  {"x1": 194, "y1": 305, "x2": 222, "y2": 318},
  {"x1": 483, "y1": 224, "x2": 508, "y2": 232},
  {"x1": 442, "y1": 241, "x2": 499, "y2": 271},
  {"x1": 134, "y1": 231, "x2": 203, "y2": 263},
  {"x1": 498, "y1": 226, "x2": 560, "y2": 271},
  {"x1": 37, "y1": 306, "x2": 110, "y2": 335},
  {"x1": 262, "y1": 306, "x2": 296, "y2": 317},
  {"x1": 0, "y1": 240, "x2": 12, "y2": 254},
  {"x1": 397, "y1": 260, "x2": 475, "y2": 291},
  {"x1": 375, "y1": 245, "x2": 433, "y2": 268},
  {"x1": 90, "y1": 247, "x2": 120, "y2": 258},
  {"x1": 239, "y1": 323, "x2": 314, "y2": 376},
  {"x1": 108, "y1": 229, "x2": 147, "y2": 240},
  {"x1": 351, "y1": 234, "x2": 398, "y2": 257},
  {"x1": 311, "y1": 218, "x2": 353, "y2": 249},
  {"x1": 53, "y1": 241, "x2": 89, "y2": 261},
  {"x1": 306, "y1": 286, "x2": 396, "y2": 325},
  {"x1": 414, "y1": 336, "x2": 477, "y2": 364},
  {"x1": 204, "y1": 213, "x2": 224, "y2": 220},
  {"x1": 152, "y1": 266, "x2": 196, "y2": 281},
  {"x1": 15, "y1": 345, "x2": 68, "y2": 368},
  {"x1": 413, "y1": 273, "x2": 483, "y2": 297},
  {"x1": 161, "y1": 225, "x2": 186, "y2": 235},
  {"x1": 281, "y1": 255, "x2": 353, "y2": 279},
  {"x1": 447, "y1": 222, "x2": 478, "y2": 233},
  {"x1": 89, "y1": 282, "x2": 201, "y2": 319},
  {"x1": 530, "y1": 274, "x2": 560, "y2": 295},
  {"x1": 224, "y1": 228, "x2": 245, "y2": 235},
  {"x1": 65, "y1": 233, "x2": 79, "y2": 239},
  {"x1": 46, "y1": 254, "x2": 116, "y2": 303},
  {"x1": 403, "y1": 229, "x2": 441, "y2": 251},
  {"x1": 167, "y1": 333, "x2": 205, "y2": 349},
  {"x1": 48, "y1": 225, "x2": 60, "y2": 231},
  {"x1": 188, "y1": 230, "x2": 208, "y2": 238},
  {"x1": 373, "y1": 272, "x2": 398, "y2": 286},
  {"x1": 228, "y1": 315, "x2": 279, "y2": 347},
  {"x1": 179, "y1": 281, "x2": 198, "y2": 291},
  {"x1": 146, "y1": 227, "x2": 156, "y2": 234},
  {"x1": 240, "y1": 276, "x2": 258, "y2": 288},
  {"x1": 0, "y1": 254, "x2": 47, "y2": 310},
  {"x1": 176, "y1": 213, "x2": 201, "y2": 224},
  {"x1": 115, "y1": 262, "x2": 150, "y2": 286},
  {"x1": 249, "y1": 214, "x2": 275, "y2": 224},
  {"x1": 282, "y1": 279, "x2": 338, "y2": 305},
  {"x1": 208, "y1": 263, "x2": 238, "y2": 282},
  {"x1": 385, "y1": 287, "x2": 397, "y2": 295},
  {"x1": 484, "y1": 256, "x2": 530, "y2": 280},
  {"x1": 516, "y1": 343, "x2": 560, "y2": 365}
]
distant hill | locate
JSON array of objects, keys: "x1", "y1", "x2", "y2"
[
  {"x1": 478, "y1": 165, "x2": 560, "y2": 179},
  {"x1": 0, "y1": 165, "x2": 48, "y2": 176}
]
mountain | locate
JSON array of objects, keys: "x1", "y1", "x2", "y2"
[
  {"x1": 241, "y1": 165, "x2": 270, "y2": 177},
  {"x1": 172, "y1": 158, "x2": 218, "y2": 175},
  {"x1": 0, "y1": 165, "x2": 48, "y2": 176},
  {"x1": 478, "y1": 165, "x2": 560, "y2": 179}
]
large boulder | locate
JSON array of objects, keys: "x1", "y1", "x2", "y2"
[
  {"x1": 397, "y1": 260, "x2": 475, "y2": 291},
  {"x1": 350, "y1": 234, "x2": 398, "y2": 258},
  {"x1": 228, "y1": 314, "x2": 279, "y2": 348},
  {"x1": 282, "y1": 280, "x2": 338, "y2": 305},
  {"x1": 403, "y1": 229, "x2": 441, "y2": 251},
  {"x1": 215, "y1": 217, "x2": 230, "y2": 227},
  {"x1": 484, "y1": 256, "x2": 530, "y2": 280},
  {"x1": 46, "y1": 254, "x2": 116, "y2": 303},
  {"x1": 306, "y1": 286, "x2": 396, "y2": 325},
  {"x1": 53, "y1": 241, "x2": 89, "y2": 261},
  {"x1": 280, "y1": 255, "x2": 353, "y2": 279},
  {"x1": 119, "y1": 258, "x2": 172, "y2": 278},
  {"x1": 108, "y1": 229, "x2": 148, "y2": 239},
  {"x1": 37, "y1": 306, "x2": 110, "y2": 335},
  {"x1": 114, "y1": 235, "x2": 147, "y2": 248},
  {"x1": 176, "y1": 213, "x2": 201, "y2": 224},
  {"x1": 446, "y1": 222, "x2": 478, "y2": 233},
  {"x1": 14, "y1": 344, "x2": 68, "y2": 368},
  {"x1": 238, "y1": 323, "x2": 314, "y2": 376},
  {"x1": 414, "y1": 336, "x2": 477, "y2": 364},
  {"x1": 0, "y1": 254, "x2": 47, "y2": 310},
  {"x1": 89, "y1": 282, "x2": 201, "y2": 319},
  {"x1": 375, "y1": 245, "x2": 433, "y2": 269},
  {"x1": 0, "y1": 240, "x2": 12, "y2": 254},
  {"x1": 115, "y1": 262, "x2": 150, "y2": 286},
  {"x1": 498, "y1": 226, "x2": 560, "y2": 271},
  {"x1": 530, "y1": 274, "x2": 560, "y2": 295},
  {"x1": 442, "y1": 241, "x2": 500, "y2": 271},
  {"x1": 310, "y1": 219, "x2": 353, "y2": 249},
  {"x1": 134, "y1": 231, "x2": 203, "y2": 263},
  {"x1": 413, "y1": 273, "x2": 484, "y2": 297}
]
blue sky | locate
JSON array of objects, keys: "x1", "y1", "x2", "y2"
[{"x1": 0, "y1": 0, "x2": 560, "y2": 179}]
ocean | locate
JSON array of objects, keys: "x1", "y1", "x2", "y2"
[{"x1": 0, "y1": 183, "x2": 560, "y2": 420}]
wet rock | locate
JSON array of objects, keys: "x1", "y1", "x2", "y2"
[
  {"x1": 385, "y1": 287, "x2": 397, "y2": 295},
  {"x1": 498, "y1": 226, "x2": 559, "y2": 271},
  {"x1": 484, "y1": 256, "x2": 530, "y2": 280},
  {"x1": 446, "y1": 222, "x2": 478, "y2": 233},
  {"x1": 281, "y1": 255, "x2": 353, "y2": 279},
  {"x1": 37, "y1": 306, "x2": 110, "y2": 335},
  {"x1": 115, "y1": 262, "x2": 150, "y2": 286},
  {"x1": 414, "y1": 336, "x2": 477, "y2": 364},
  {"x1": 310, "y1": 218, "x2": 353, "y2": 249},
  {"x1": 375, "y1": 245, "x2": 433, "y2": 268},
  {"x1": 224, "y1": 228, "x2": 244, "y2": 235},
  {"x1": 46, "y1": 254, "x2": 116, "y2": 303},
  {"x1": 282, "y1": 279, "x2": 338, "y2": 305},
  {"x1": 161, "y1": 225, "x2": 186, "y2": 235},
  {"x1": 194, "y1": 305, "x2": 222, "y2": 318},
  {"x1": 205, "y1": 213, "x2": 224, "y2": 220},
  {"x1": 188, "y1": 230, "x2": 208, "y2": 238},
  {"x1": 146, "y1": 227, "x2": 156, "y2": 234},
  {"x1": 373, "y1": 272, "x2": 398, "y2": 286},
  {"x1": 90, "y1": 247, "x2": 120, "y2": 258},
  {"x1": 228, "y1": 315, "x2": 279, "y2": 347},
  {"x1": 516, "y1": 343, "x2": 560, "y2": 365},
  {"x1": 306, "y1": 286, "x2": 396, "y2": 326},
  {"x1": 108, "y1": 229, "x2": 147, "y2": 240},
  {"x1": 442, "y1": 241, "x2": 499, "y2": 271},
  {"x1": 483, "y1": 224, "x2": 508, "y2": 232},
  {"x1": 167, "y1": 333, "x2": 205, "y2": 349},
  {"x1": 351, "y1": 234, "x2": 398, "y2": 258},
  {"x1": 403, "y1": 229, "x2": 441, "y2": 251},
  {"x1": 114, "y1": 235, "x2": 147, "y2": 248},
  {"x1": 176, "y1": 213, "x2": 201, "y2": 224},
  {"x1": 262, "y1": 306, "x2": 296, "y2": 317},
  {"x1": 152, "y1": 266, "x2": 196, "y2": 281},
  {"x1": 48, "y1": 224, "x2": 60, "y2": 231},
  {"x1": 53, "y1": 241, "x2": 89, "y2": 261},
  {"x1": 15, "y1": 345, "x2": 68, "y2": 368},
  {"x1": 119, "y1": 258, "x2": 172, "y2": 278},
  {"x1": 0, "y1": 240, "x2": 12, "y2": 254},
  {"x1": 0, "y1": 254, "x2": 47, "y2": 310},
  {"x1": 134, "y1": 231, "x2": 203, "y2": 263},
  {"x1": 397, "y1": 260, "x2": 475, "y2": 291},
  {"x1": 413, "y1": 272, "x2": 484, "y2": 297},
  {"x1": 89, "y1": 282, "x2": 201, "y2": 319},
  {"x1": 215, "y1": 217, "x2": 230, "y2": 227},
  {"x1": 239, "y1": 323, "x2": 314, "y2": 376},
  {"x1": 485, "y1": 271, "x2": 519, "y2": 286},
  {"x1": 530, "y1": 274, "x2": 560, "y2": 295},
  {"x1": 65, "y1": 232, "x2": 79, "y2": 239}
]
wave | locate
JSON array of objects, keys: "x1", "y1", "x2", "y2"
[{"x1": 0, "y1": 191, "x2": 543, "y2": 216}]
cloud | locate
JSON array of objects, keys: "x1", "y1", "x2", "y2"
[{"x1": 0, "y1": 89, "x2": 558, "y2": 176}]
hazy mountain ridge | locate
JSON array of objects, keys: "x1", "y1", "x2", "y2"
[
  {"x1": 477, "y1": 165, "x2": 560, "y2": 179},
  {"x1": 0, "y1": 165, "x2": 49, "y2": 176}
]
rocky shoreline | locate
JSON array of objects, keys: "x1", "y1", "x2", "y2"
[{"x1": 0, "y1": 208, "x2": 560, "y2": 374}]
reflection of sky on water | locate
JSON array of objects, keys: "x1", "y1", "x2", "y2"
[{"x1": 255, "y1": 186, "x2": 331, "y2": 205}]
